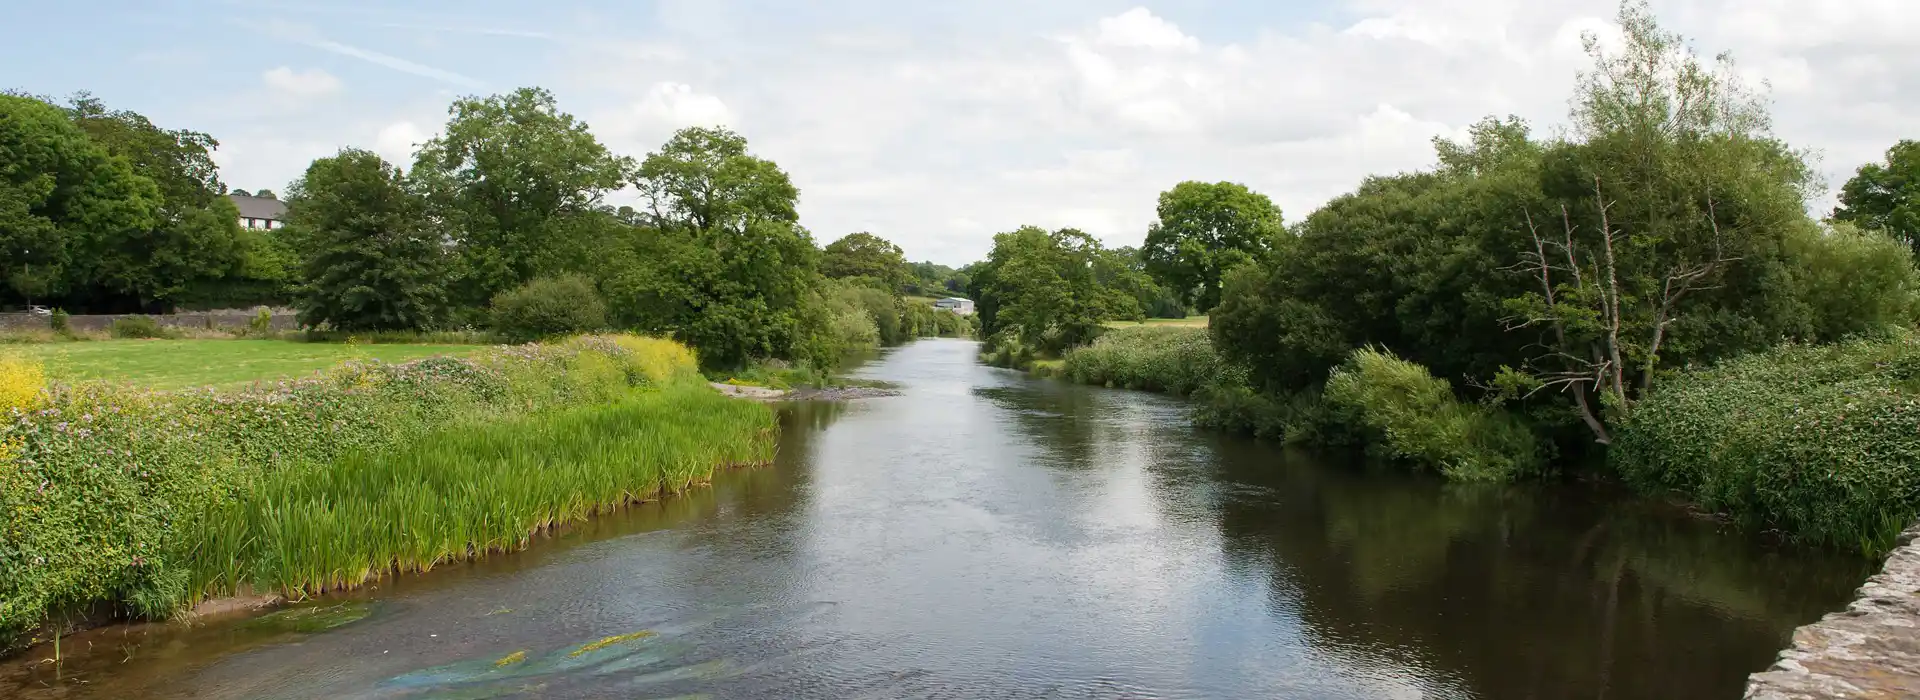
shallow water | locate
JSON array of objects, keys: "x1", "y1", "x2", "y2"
[{"x1": 2, "y1": 338, "x2": 1870, "y2": 699}]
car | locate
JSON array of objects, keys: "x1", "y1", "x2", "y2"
[{"x1": 25, "y1": 305, "x2": 50, "y2": 316}]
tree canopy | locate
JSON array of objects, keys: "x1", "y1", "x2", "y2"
[
  {"x1": 1834, "y1": 139, "x2": 1920, "y2": 259},
  {"x1": 822, "y1": 231, "x2": 909, "y2": 291},
  {"x1": 285, "y1": 148, "x2": 447, "y2": 331},
  {"x1": 972, "y1": 226, "x2": 1141, "y2": 353},
  {"x1": 1141, "y1": 180, "x2": 1283, "y2": 311}
]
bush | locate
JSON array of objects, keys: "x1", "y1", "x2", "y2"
[
  {"x1": 249, "y1": 308, "x2": 273, "y2": 336},
  {"x1": 1061, "y1": 325, "x2": 1220, "y2": 396},
  {"x1": 1612, "y1": 333, "x2": 1920, "y2": 553},
  {"x1": 48, "y1": 309, "x2": 68, "y2": 334},
  {"x1": 0, "y1": 333, "x2": 757, "y2": 647},
  {"x1": 1322, "y1": 347, "x2": 1543, "y2": 482},
  {"x1": 110, "y1": 315, "x2": 174, "y2": 339},
  {"x1": 489, "y1": 274, "x2": 608, "y2": 343}
]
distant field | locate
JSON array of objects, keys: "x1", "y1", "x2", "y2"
[
  {"x1": 1105, "y1": 316, "x2": 1208, "y2": 329},
  {"x1": 15, "y1": 340, "x2": 480, "y2": 389}
]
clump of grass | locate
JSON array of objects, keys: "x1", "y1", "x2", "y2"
[{"x1": 1322, "y1": 347, "x2": 1543, "y2": 483}]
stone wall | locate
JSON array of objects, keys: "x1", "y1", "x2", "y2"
[
  {"x1": 1745, "y1": 522, "x2": 1920, "y2": 699},
  {"x1": 0, "y1": 310, "x2": 302, "y2": 333}
]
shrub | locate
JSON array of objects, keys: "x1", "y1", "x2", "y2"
[
  {"x1": 1612, "y1": 333, "x2": 1920, "y2": 553},
  {"x1": 249, "y1": 308, "x2": 273, "y2": 336},
  {"x1": 1322, "y1": 347, "x2": 1543, "y2": 482},
  {"x1": 489, "y1": 274, "x2": 608, "y2": 343},
  {"x1": 0, "y1": 333, "x2": 760, "y2": 647},
  {"x1": 110, "y1": 315, "x2": 173, "y2": 339},
  {"x1": 1061, "y1": 325, "x2": 1219, "y2": 396},
  {"x1": 48, "y1": 309, "x2": 68, "y2": 334}
]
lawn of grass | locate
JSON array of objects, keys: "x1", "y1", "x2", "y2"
[
  {"x1": 15, "y1": 339, "x2": 481, "y2": 389},
  {"x1": 1105, "y1": 315, "x2": 1209, "y2": 329}
]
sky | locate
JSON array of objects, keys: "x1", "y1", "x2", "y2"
[{"x1": 3, "y1": 0, "x2": 1914, "y2": 266}]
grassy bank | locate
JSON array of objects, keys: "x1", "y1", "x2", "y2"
[
  {"x1": 1060, "y1": 325, "x2": 1219, "y2": 396},
  {"x1": 18, "y1": 339, "x2": 478, "y2": 388},
  {"x1": 0, "y1": 334, "x2": 775, "y2": 646}
]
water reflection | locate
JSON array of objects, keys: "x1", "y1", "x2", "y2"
[{"x1": 2, "y1": 339, "x2": 1868, "y2": 699}]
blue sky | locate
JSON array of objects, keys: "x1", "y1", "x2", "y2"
[{"x1": 4, "y1": 1, "x2": 1914, "y2": 265}]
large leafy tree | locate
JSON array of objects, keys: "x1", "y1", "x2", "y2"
[
  {"x1": 1833, "y1": 139, "x2": 1920, "y2": 258},
  {"x1": 613, "y1": 126, "x2": 819, "y2": 369},
  {"x1": 286, "y1": 149, "x2": 447, "y2": 331},
  {"x1": 64, "y1": 94, "x2": 252, "y2": 311},
  {"x1": 972, "y1": 226, "x2": 1139, "y2": 352},
  {"x1": 822, "y1": 231, "x2": 909, "y2": 291},
  {"x1": 411, "y1": 87, "x2": 632, "y2": 312},
  {"x1": 0, "y1": 94, "x2": 158, "y2": 308},
  {"x1": 1141, "y1": 180, "x2": 1283, "y2": 311}
]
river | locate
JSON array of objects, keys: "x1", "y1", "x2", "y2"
[{"x1": 2, "y1": 338, "x2": 1871, "y2": 699}]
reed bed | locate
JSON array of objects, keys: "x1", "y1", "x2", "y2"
[
  {"x1": 186, "y1": 384, "x2": 773, "y2": 598},
  {"x1": 0, "y1": 334, "x2": 772, "y2": 647}
]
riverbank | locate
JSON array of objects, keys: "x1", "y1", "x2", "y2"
[
  {"x1": 1746, "y1": 521, "x2": 1920, "y2": 698},
  {"x1": 0, "y1": 334, "x2": 776, "y2": 653}
]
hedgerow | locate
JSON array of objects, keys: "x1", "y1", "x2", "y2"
[{"x1": 0, "y1": 333, "x2": 767, "y2": 646}]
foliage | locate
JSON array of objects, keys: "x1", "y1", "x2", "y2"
[
  {"x1": 0, "y1": 334, "x2": 764, "y2": 644},
  {"x1": 1612, "y1": 333, "x2": 1920, "y2": 553},
  {"x1": 906, "y1": 261, "x2": 969, "y2": 297},
  {"x1": 109, "y1": 315, "x2": 171, "y2": 339},
  {"x1": 1833, "y1": 139, "x2": 1920, "y2": 259},
  {"x1": 1209, "y1": 3, "x2": 1889, "y2": 456},
  {"x1": 410, "y1": 87, "x2": 632, "y2": 312},
  {"x1": 248, "y1": 307, "x2": 272, "y2": 336},
  {"x1": 0, "y1": 94, "x2": 160, "y2": 310},
  {"x1": 489, "y1": 273, "x2": 608, "y2": 343},
  {"x1": 1141, "y1": 181, "x2": 1283, "y2": 311},
  {"x1": 1777, "y1": 221, "x2": 1920, "y2": 339},
  {"x1": 1061, "y1": 325, "x2": 1219, "y2": 396},
  {"x1": 1323, "y1": 348, "x2": 1544, "y2": 482},
  {"x1": 285, "y1": 149, "x2": 448, "y2": 332},
  {"x1": 822, "y1": 232, "x2": 910, "y2": 291},
  {"x1": 971, "y1": 226, "x2": 1140, "y2": 356},
  {"x1": 47, "y1": 309, "x2": 67, "y2": 334},
  {"x1": 612, "y1": 127, "x2": 819, "y2": 370}
]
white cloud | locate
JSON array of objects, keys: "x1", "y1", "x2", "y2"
[
  {"x1": 633, "y1": 82, "x2": 734, "y2": 129},
  {"x1": 373, "y1": 121, "x2": 430, "y2": 165},
  {"x1": 262, "y1": 66, "x2": 342, "y2": 98}
]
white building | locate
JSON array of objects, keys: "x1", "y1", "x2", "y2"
[
  {"x1": 229, "y1": 193, "x2": 287, "y2": 231},
  {"x1": 933, "y1": 297, "x2": 975, "y2": 315}
]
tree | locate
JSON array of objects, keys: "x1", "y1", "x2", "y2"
[
  {"x1": 252, "y1": 188, "x2": 276, "y2": 200},
  {"x1": 286, "y1": 149, "x2": 446, "y2": 331},
  {"x1": 822, "y1": 232, "x2": 909, "y2": 290},
  {"x1": 613, "y1": 126, "x2": 819, "y2": 369},
  {"x1": 1833, "y1": 139, "x2": 1920, "y2": 258},
  {"x1": 411, "y1": 87, "x2": 632, "y2": 312},
  {"x1": 1501, "y1": 0, "x2": 1815, "y2": 444},
  {"x1": 1141, "y1": 181, "x2": 1283, "y2": 311},
  {"x1": 230, "y1": 189, "x2": 250, "y2": 197},
  {"x1": 973, "y1": 226, "x2": 1138, "y2": 352},
  {"x1": 0, "y1": 94, "x2": 159, "y2": 308},
  {"x1": 64, "y1": 93, "x2": 249, "y2": 311}
]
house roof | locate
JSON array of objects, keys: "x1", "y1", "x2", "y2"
[{"x1": 229, "y1": 194, "x2": 288, "y2": 220}]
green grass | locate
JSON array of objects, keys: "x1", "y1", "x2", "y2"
[
  {"x1": 1103, "y1": 315, "x2": 1209, "y2": 329},
  {"x1": 185, "y1": 382, "x2": 774, "y2": 598},
  {"x1": 15, "y1": 339, "x2": 479, "y2": 388}
]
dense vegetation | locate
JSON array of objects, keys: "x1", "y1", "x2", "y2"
[
  {"x1": 1004, "y1": 2, "x2": 1920, "y2": 551},
  {"x1": 1, "y1": 87, "x2": 973, "y2": 372},
  {"x1": 0, "y1": 334, "x2": 774, "y2": 644}
]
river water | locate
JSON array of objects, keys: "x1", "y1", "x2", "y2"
[{"x1": 3, "y1": 339, "x2": 1871, "y2": 699}]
